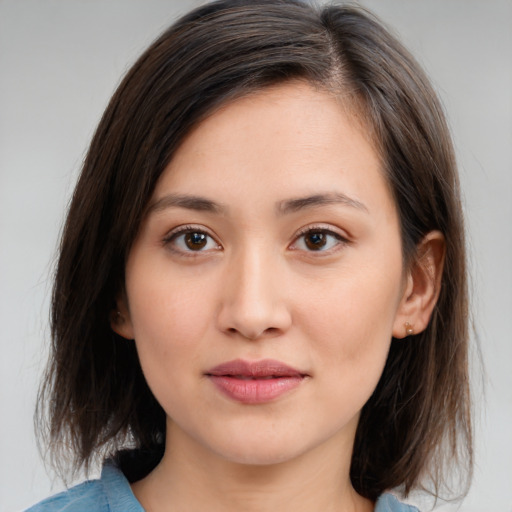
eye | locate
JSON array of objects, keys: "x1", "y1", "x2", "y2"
[
  {"x1": 291, "y1": 227, "x2": 347, "y2": 252},
  {"x1": 164, "y1": 226, "x2": 220, "y2": 253}
]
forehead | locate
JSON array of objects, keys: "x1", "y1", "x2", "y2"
[{"x1": 152, "y1": 81, "x2": 393, "y2": 219}]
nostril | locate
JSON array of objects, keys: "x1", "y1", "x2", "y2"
[
  {"x1": 217, "y1": 296, "x2": 292, "y2": 340},
  {"x1": 225, "y1": 325, "x2": 281, "y2": 340}
]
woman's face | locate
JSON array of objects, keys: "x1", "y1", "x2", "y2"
[{"x1": 117, "y1": 82, "x2": 410, "y2": 467}]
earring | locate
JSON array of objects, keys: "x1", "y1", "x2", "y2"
[
  {"x1": 112, "y1": 310, "x2": 123, "y2": 324},
  {"x1": 404, "y1": 322, "x2": 414, "y2": 336}
]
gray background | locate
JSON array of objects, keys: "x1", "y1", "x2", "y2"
[{"x1": 1, "y1": 1, "x2": 511, "y2": 510}]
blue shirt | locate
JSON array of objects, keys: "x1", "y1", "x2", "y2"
[{"x1": 26, "y1": 462, "x2": 419, "y2": 512}]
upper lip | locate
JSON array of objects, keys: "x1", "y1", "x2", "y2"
[{"x1": 206, "y1": 359, "x2": 306, "y2": 378}]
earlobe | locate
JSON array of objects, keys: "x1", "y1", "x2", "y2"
[
  {"x1": 392, "y1": 231, "x2": 445, "y2": 339},
  {"x1": 110, "y1": 294, "x2": 135, "y2": 340}
]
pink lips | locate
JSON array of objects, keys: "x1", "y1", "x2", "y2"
[{"x1": 206, "y1": 359, "x2": 306, "y2": 404}]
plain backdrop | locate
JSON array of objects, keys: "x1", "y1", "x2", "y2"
[{"x1": 1, "y1": 1, "x2": 511, "y2": 510}]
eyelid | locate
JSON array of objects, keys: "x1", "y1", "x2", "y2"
[
  {"x1": 289, "y1": 223, "x2": 350, "y2": 252},
  {"x1": 162, "y1": 224, "x2": 222, "y2": 253},
  {"x1": 294, "y1": 223, "x2": 349, "y2": 239}
]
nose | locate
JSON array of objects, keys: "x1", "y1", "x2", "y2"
[{"x1": 216, "y1": 247, "x2": 292, "y2": 340}]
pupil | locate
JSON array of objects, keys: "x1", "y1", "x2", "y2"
[
  {"x1": 306, "y1": 232, "x2": 326, "y2": 250},
  {"x1": 185, "y1": 232, "x2": 207, "y2": 250}
]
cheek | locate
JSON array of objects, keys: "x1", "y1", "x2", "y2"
[
  {"x1": 297, "y1": 259, "x2": 403, "y2": 373},
  {"x1": 299, "y1": 276, "x2": 400, "y2": 426},
  {"x1": 124, "y1": 266, "x2": 215, "y2": 387},
  {"x1": 126, "y1": 251, "x2": 214, "y2": 339}
]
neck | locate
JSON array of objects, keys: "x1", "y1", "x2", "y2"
[{"x1": 131, "y1": 423, "x2": 373, "y2": 512}]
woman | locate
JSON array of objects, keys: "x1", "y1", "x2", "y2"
[{"x1": 29, "y1": 1, "x2": 472, "y2": 511}]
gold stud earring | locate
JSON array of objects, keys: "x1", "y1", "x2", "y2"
[
  {"x1": 404, "y1": 322, "x2": 414, "y2": 336},
  {"x1": 111, "y1": 310, "x2": 123, "y2": 324}
]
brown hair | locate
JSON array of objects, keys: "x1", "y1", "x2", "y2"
[{"x1": 38, "y1": 0, "x2": 472, "y2": 501}]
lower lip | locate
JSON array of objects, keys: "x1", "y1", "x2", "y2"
[{"x1": 209, "y1": 376, "x2": 304, "y2": 404}]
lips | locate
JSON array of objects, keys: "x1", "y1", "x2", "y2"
[{"x1": 206, "y1": 359, "x2": 307, "y2": 404}]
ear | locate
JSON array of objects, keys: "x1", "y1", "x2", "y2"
[
  {"x1": 392, "y1": 231, "x2": 445, "y2": 339},
  {"x1": 110, "y1": 291, "x2": 135, "y2": 340}
]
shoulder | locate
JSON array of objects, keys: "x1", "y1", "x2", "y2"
[
  {"x1": 24, "y1": 480, "x2": 109, "y2": 512},
  {"x1": 24, "y1": 462, "x2": 144, "y2": 512},
  {"x1": 375, "y1": 493, "x2": 420, "y2": 512}
]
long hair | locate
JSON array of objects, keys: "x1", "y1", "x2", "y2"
[{"x1": 37, "y1": 0, "x2": 471, "y2": 500}]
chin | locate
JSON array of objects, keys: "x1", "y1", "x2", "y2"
[
  {"x1": 208, "y1": 429, "x2": 321, "y2": 467},
  {"x1": 219, "y1": 446, "x2": 302, "y2": 467}
]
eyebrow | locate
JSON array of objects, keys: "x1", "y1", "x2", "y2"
[
  {"x1": 276, "y1": 193, "x2": 368, "y2": 215},
  {"x1": 147, "y1": 194, "x2": 227, "y2": 215},
  {"x1": 146, "y1": 191, "x2": 368, "y2": 217}
]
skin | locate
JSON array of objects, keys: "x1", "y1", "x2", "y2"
[{"x1": 113, "y1": 82, "x2": 444, "y2": 512}]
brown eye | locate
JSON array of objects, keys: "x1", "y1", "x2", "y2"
[
  {"x1": 185, "y1": 232, "x2": 208, "y2": 250},
  {"x1": 291, "y1": 227, "x2": 346, "y2": 253},
  {"x1": 165, "y1": 228, "x2": 219, "y2": 253},
  {"x1": 304, "y1": 231, "x2": 327, "y2": 250}
]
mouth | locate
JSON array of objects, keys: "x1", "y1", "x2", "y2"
[{"x1": 205, "y1": 359, "x2": 307, "y2": 404}]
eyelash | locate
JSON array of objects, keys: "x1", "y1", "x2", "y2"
[
  {"x1": 162, "y1": 224, "x2": 349, "y2": 255},
  {"x1": 291, "y1": 225, "x2": 349, "y2": 254},
  {"x1": 162, "y1": 225, "x2": 220, "y2": 255}
]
